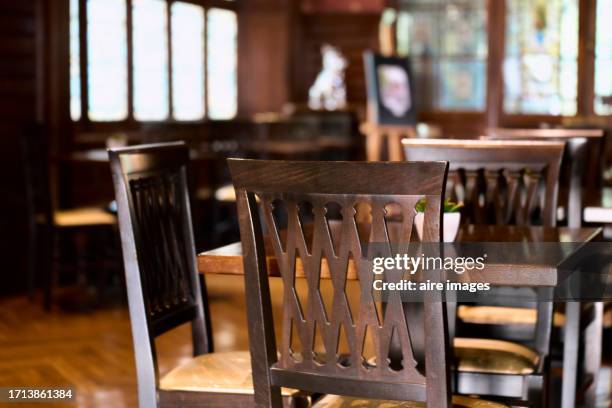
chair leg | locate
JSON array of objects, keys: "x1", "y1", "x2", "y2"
[
  {"x1": 26, "y1": 223, "x2": 38, "y2": 301},
  {"x1": 561, "y1": 301, "x2": 581, "y2": 408},
  {"x1": 522, "y1": 375, "x2": 544, "y2": 408},
  {"x1": 44, "y1": 230, "x2": 58, "y2": 311}
]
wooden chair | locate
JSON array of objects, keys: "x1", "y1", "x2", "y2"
[
  {"x1": 229, "y1": 158, "x2": 508, "y2": 408},
  {"x1": 484, "y1": 128, "x2": 605, "y2": 228},
  {"x1": 403, "y1": 139, "x2": 564, "y2": 228},
  {"x1": 403, "y1": 139, "x2": 565, "y2": 406},
  {"x1": 22, "y1": 123, "x2": 117, "y2": 309},
  {"x1": 109, "y1": 142, "x2": 302, "y2": 407}
]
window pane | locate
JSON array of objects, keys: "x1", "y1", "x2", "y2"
[
  {"x1": 594, "y1": 0, "x2": 612, "y2": 115},
  {"x1": 207, "y1": 8, "x2": 237, "y2": 119},
  {"x1": 396, "y1": 0, "x2": 487, "y2": 111},
  {"x1": 133, "y1": 0, "x2": 168, "y2": 121},
  {"x1": 171, "y1": 2, "x2": 205, "y2": 121},
  {"x1": 87, "y1": 0, "x2": 128, "y2": 121},
  {"x1": 70, "y1": 0, "x2": 80, "y2": 121},
  {"x1": 503, "y1": 0, "x2": 578, "y2": 115},
  {"x1": 439, "y1": 60, "x2": 486, "y2": 110}
]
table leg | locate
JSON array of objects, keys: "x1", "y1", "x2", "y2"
[{"x1": 561, "y1": 301, "x2": 580, "y2": 408}]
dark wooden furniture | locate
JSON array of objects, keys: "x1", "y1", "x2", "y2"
[
  {"x1": 198, "y1": 222, "x2": 603, "y2": 407},
  {"x1": 109, "y1": 143, "x2": 301, "y2": 407},
  {"x1": 22, "y1": 124, "x2": 117, "y2": 309},
  {"x1": 403, "y1": 139, "x2": 565, "y2": 227},
  {"x1": 484, "y1": 128, "x2": 605, "y2": 228},
  {"x1": 228, "y1": 158, "x2": 512, "y2": 408},
  {"x1": 198, "y1": 225, "x2": 599, "y2": 279},
  {"x1": 403, "y1": 139, "x2": 565, "y2": 405},
  {"x1": 403, "y1": 139, "x2": 607, "y2": 407}
]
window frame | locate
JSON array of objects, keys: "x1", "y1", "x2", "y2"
[
  {"x1": 397, "y1": 0, "x2": 610, "y2": 130},
  {"x1": 72, "y1": 0, "x2": 240, "y2": 132},
  {"x1": 495, "y1": 0, "x2": 607, "y2": 125}
]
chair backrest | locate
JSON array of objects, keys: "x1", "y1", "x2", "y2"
[
  {"x1": 403, "y1": 139, "x2": 564, "y2": 227},
  {"x1": 21, "y1": 123, "x2": 53, "y2": 226},
  {"x1": 109, "y1": 142, "x2": 211, "y2": 407},
  {"x1": 229, "y1": 159, "x2": 453, "y2": 407},
  {"x1": 484, "y1": 128, "x2": 605, "y2": 228}
]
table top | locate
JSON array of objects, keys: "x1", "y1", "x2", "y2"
[{"x1": 198, "y1": 224, "x2": 602, "y2": 287}]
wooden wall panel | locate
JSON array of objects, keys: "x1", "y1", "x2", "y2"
[
  {"x1": 238, "y1": 2, "x2": 293, "y2": 116},
  {"x1": 0, "y1": 0, "x2": 39, "y2": 296}
]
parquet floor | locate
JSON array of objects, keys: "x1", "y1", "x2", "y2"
[
  {"x1": 0, "y1": 275, "x2": 254, "y2": 408},
  {"x1": 0, "y1": 275, "x2": 610, "y2": 407}
]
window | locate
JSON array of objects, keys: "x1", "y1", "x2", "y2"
[
  {"x1": 594, "y1": 0, "x2": 612, "y2": 115},
  {"x1": 87, "y1": 0, "x2": 128, "y2": 121},
  {"x1": 396, "y1": 0, "x2": 488, "y2": 111},
  {"x1": 70, "y1": 0, "x2": 238, "y2": 122},
  {"x1": 171, "y1": 2, "x2": 205, "y2": 121},
  {"x1": 207, "y1": 8, "x2": 238, "y2": 119},
  {"x1": 132, "y1": 0, "x2": 168, "y2": 121},
  {"x1": 69, "y1": 0, "x2": 81, "y2": 121},
  {"x1": 503, "y1": 0, "x2": 579, "y2": 115}
]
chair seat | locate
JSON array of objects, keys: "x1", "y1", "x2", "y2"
[
  {"x1": 458, "y1": 305, "x2": 565, "y2": 327},
  {"x1": 454, "y1": 338, "x2": 539, "y2": 375},
  {"x1": 47, "y1": 207, "x2": 116, "y2": 227},
  {"x1": 159, "y1": 351, "x2": 294, "y2": 396},
  {"x1": 313, "y1": 394, "x2": 507, "y2": 407}
]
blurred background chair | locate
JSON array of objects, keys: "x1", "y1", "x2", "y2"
[
  {"x1": 22, "y1": 123, "x2": 117, "y2": 310},
  {"x1": 484, "y1": 128, "x2": 605, "y2": 228},
  {"x1": 404, "y1": 138, "x2": 565, "y2": 406}
]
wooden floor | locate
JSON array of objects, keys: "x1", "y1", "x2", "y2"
[
  {"x1": 0, "y1": 275, "x2": 253, "y2": 408},
  {"x1": 0, "y1": 275, "x2": 610, "y2": 407}
]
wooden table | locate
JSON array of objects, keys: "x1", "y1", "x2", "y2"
[
  {"x1": 198, "y1": 224, "x2": 604, "y2": 408},
  {"x1": 198, "y1": 224, "x2": 601, "y2": 287}
]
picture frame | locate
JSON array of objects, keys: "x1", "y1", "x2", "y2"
[{"x1": 363, "y1": 51, "x2": 417, "y2": 125}]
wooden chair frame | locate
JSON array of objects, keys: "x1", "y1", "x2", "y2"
[
  {"x1": 229, "y1": 159, "x2": 456, "y2": 407},
  {"x1": 403, "y1": 139, "x2": 565, "y2": 228},
  {"x1": 484, "y1": 128, "x2": 604, "y2": 228},
  {"x1": 23, "y1": 123, "x2": 117, "y2": 309},
  {"x1": 109, "y1": 142, "x2": 213, "y2": 407},
  {"x1": 403, "y1": 139, "x2": 565, "y2": 406}
]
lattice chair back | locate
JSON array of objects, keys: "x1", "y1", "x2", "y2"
[
  {"x1": 109, "y1": 142, "x2": 211, "y2": 407},
  {"x1": 403, "y1": 139, "x2": 564, "y2": 227},
  {"x1": 230, "y1": 159, "x2": 453, "y2": 407}
]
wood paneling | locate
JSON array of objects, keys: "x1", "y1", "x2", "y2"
[
  {"x1": 0, "y1": 0, "x2": 39, "y2": 296},
  {"x1": 238, "y1": 2, "x2": 293, "y2": 116}
]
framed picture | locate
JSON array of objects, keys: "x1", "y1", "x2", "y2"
[{"x1": 363, "y1": 52, "x2": 417, "y2": 125}]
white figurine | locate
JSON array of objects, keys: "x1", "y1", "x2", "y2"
[{"x1": 308, "y1": 44, "x2": 348, "y2": 111}]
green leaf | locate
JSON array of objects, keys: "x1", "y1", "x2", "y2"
[{"x1": 415, "y1": 198, "x2": 463, "y2": 213}]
